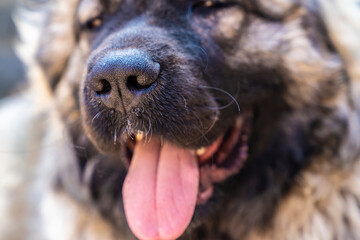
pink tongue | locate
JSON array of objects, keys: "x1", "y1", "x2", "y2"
[{"x1": 123, "y1": 137, "x2": 199, "y2": 240}]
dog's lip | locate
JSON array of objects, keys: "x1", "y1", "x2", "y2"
[
  {"x1": 196, "y1": 135, "x2": 224, "y2": 164},
  {"x1": 196, "y1": 117, "x2": 245, "y2": 166},
  {"x1": 122, "y1": 115, "x2": 250, "y2": 204},
  {"x1": 196, "y1": 116, "x2": 249, "y2": 204}
]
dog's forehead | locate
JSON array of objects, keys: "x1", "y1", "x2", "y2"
[
  {"x1": 80, "y1": 0, "x2": 238, "y2": 9},
  {"x1": 78, "y1": 0, "x2": 299, "y2": 19},
  {"x1": 78, "y1": 0, "x2": 176, "y2": 13}
]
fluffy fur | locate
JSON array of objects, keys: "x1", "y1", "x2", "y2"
[{"x1": 1, "y1": 0, "x2": 360, "y2": 239}]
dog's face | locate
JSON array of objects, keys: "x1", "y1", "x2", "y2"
[
  {"x1": 80, "y1": 0, "x2": 253, "y2": 151},
  {"x1": 37, "y1": 0, "x2": 350, "y2": 239}
]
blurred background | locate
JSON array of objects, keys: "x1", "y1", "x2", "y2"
[{"x1": 0, "y1": 0, "x2": 25, "y2": 98}]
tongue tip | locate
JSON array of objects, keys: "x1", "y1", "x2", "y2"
[
  {"x1": 129, "y1": 226, "x2": 184, "y2": 240},
  {"x1": 128, "y1": 223, "x2": 160, "y2": 240},
  {"x1": 124, "y1": 213, "x2": 190, "y2": 240},
  {"x1": 125, "y1": 199, "x2": 195, "y2": 240}
]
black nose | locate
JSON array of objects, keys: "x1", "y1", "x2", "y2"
[{"x1": 88, "y1": 49, "x2": 160, "y2": 112}]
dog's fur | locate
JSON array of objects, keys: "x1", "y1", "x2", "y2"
[{"x1": 1, "y1": 0, "x2": 360, "y2": 239}]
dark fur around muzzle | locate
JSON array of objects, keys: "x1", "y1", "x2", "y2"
[{"x1": 81, "y1": 17, "x2": 233, "y2": 154}]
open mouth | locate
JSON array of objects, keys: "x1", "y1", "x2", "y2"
[{"x1": 121, "y1": 114, "x2": 251, "y2": 240}]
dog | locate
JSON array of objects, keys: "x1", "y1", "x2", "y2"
[{"x1": 1, "y1": 0, "x2": 360, "y2": 239}]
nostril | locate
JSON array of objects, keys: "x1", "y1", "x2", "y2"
[
  {"x1": 126, "y1": 75, "x2": 155, "y2": 93},
  {"x1": 94, "y1": 79, "x2": 112, "y2": 96}
]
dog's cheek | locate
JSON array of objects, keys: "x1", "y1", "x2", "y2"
[
  {"x1": 254, "y1": 0, "x2": 299, "y2": 19},
  {"x1": 192, "y1": 7, "x2": 245, "y2": 46},
  {"x1": 36, "y1": 0, "x2": 79, "y2": 88},
  {"x1": 80, "y1": 96, "x2": 122, "y2": 155},
  {"x1": 210, "y1": 8, "x2": 246, "y2": 42}
]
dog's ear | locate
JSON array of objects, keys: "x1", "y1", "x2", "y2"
[{"x1": 36, "y1": 0, "x2": 80, "y2": 89}]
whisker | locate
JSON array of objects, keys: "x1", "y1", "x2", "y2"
[
  {"x1": 199, "y1": 85, "x2": 241, "y2": 113},
  {"x1": 113, "y1": 127, "x2": 118, "y2": 145},
  {"x1": 203, "y1": 113, "x2": 219, "y2": 135},
  {"x1": 206, "y1": 101, "x2": 234, "y2": 111},
  {"x1": 188, "y1": 124, "x2": 211, "y2": 146},
  {"x1": 182, "y1": 95, "x2": 188, "y2": 112},
  {"x1": 187, "y1": 44, "x2": 209, "y2": 72},
  {"x1": 183, "y1": 109, "x2": 212, "y2": 146},
  {"x1": 126, "y1": 119, "x2": 134, "y2": 140},
  {"x1": 195, "y1": 46, "x2": 209, "y2": 72},
  {"x1": 146, "y1": 118, "x2": 153, "y2": 143},
  {"x1": 190, "y1": 108, "x2": 205, "y2": 131},
  {"x1": 143, "y1": 121, "x2": 149, "y2": 143},
  {"x1": 92, "y1": 110, "x2": 103, "y2": 124}
]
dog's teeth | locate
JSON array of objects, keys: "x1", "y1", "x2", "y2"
[
  {"x1": 135, "y1": 132, "x2": 144, "y2": 142},
  {"x1": 196, "y1": 147, "x2": 206, "y2": 156}
]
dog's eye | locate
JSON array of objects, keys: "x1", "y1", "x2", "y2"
[
  {"x1": 84, "y1": 16, "x2": 104, "y2": 30},
  {"x1": 194, "y1": 1, "x2": 216, "y2": 8},
  {"x1": 192, "y1": 0, "x2": 234, "y2": 12}
]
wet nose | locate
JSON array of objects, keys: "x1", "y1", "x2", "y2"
[{"x1": 88, "y1": 49, "x2": 160, "y2": 112}]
